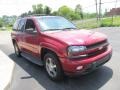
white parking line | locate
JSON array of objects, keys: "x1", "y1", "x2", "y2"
[{"x1": 0, "y1": 50, "x2": 14, "y2": 90}]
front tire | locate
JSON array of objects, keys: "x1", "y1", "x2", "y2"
[
  {"x1": 14, "y1": 42, "x2": 21, "y2": 57},
  {"x1": 44, "y1": 53, "x2": 63, "y2": 81}
]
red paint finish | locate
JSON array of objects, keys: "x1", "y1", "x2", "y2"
[
  {"x1": 43, "y1": 30, "x2": 107, "y2": 45},
  {"x1": 11, "y1": 16, "x2": 112, "y2": 75},
  {"x1": 60, "y1": 45, "x2": 112, "y2": 73}
]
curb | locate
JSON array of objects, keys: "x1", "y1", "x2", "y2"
[{"x1": 0, "y1": 50, "x2": 14, "y2": 90}]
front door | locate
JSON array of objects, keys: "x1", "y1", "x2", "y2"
[{"x1": 23, "y1": 19, "x2": 40, "y2": 57}]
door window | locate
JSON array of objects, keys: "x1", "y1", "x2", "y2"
[{"x1": 25, "y1": 19, "x2": 37, "y2": 34}]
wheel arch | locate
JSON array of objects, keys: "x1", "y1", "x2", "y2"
[
  {"x1": 40, "y1": 47, "x2": 59, "y2": 61},
  {"x1": 12, "y1": 39, "x2": 16, "y2": 44}
]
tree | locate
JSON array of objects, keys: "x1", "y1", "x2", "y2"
[
  {"x1": 0, "y1": 15, "x2": 17, "y2": 27},
  {"x1": 44, "y1": 6, "x2": 51, "y2": 15},
  {"x1": 2, "y1": 15, "x2": 9, "y2": 26},
  {"x1": 58, "y1": 6, "x2": 80, "y2": 20},
  {"x1": 37, "y1": 4, "x2": 44, "y2": 14},
  {"x1": 8, "y1": 15, "x2": 17, "y2": 27},
  {"x1": 0, "y1": 18, "x2": 3, "y2": 27},
  {"x1": 20, "y1": 12, "x2": 28, "y2": 17},
  {"x1": 32, "y1": 5, "x2": 37, "y2": 14},
  {"x1": 58, "y1": 6, "x2": 71, "y2": 17},
  {"x1": 75, "y1": 4, "x2": 83, "y2": 19},
  {"x1": 52, "y1": 11, "x2": 58, "y2": 15},
  {"x1": 28, "y1": 11, "x2": 32, "y2": 15},
  {"x1": 32, "y1": 4, "x2": 44, "y2": 14}
]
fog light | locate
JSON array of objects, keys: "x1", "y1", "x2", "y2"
[{"x1": 76, "y1": 66, "x2": 83, "y2": 70}]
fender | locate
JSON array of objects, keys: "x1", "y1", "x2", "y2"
[{"x1": 40, "y1": 42, "x2": 67, "y2": 57}]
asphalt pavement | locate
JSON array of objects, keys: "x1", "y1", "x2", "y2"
[{"x1": 0, "y1": 27, "x2": 120, "y2": 90}]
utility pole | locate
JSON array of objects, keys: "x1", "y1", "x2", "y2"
[
  {"x1": 95, "y1": 0, "x2": 98, "y2": 21},
  {"x1": 99, "y1": 0, "x2": 101, "y2": 21},
  {"x1": 111, "y1": 0, "x2": 118, "y2": 25}
]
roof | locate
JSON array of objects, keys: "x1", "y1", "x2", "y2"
[
  {"x1": 17, "y1": 14, "x2": 62, "y2": 20},
  {"x1": 19, "y1": 14, "x2": 57, "y2": 18}
]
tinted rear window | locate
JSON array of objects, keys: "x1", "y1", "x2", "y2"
[
  {"x1": 13, "y1": 19, "x2": 20, "y2": 30},
  {"x1": 18, "y1": 19, "x2": 26, "y2": 31}
]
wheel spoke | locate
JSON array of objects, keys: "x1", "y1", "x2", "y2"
[
  {"x1": 48, "y1": 58, "x2": 52, "y2": 65},
  {"x1": 51, "y1": 69, "x2": 56, "y2": 76},
  {"x1": 52, "y1": 65, "x2": 56, "y2": 68},
  {"x1": 45, "y1": 57, "x2": 57, "y2": 77}
]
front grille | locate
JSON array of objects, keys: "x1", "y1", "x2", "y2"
[
  {"x1": 87, "y1": 47, "x2": 107, "y2": 57},
  {"x1": 72, "y1": 40, "x2": 108, "y2": 60},
  {"x1": 87, "y1": 40, "x2": 108, "y2": 49},
  {"x1": 85, "y1": 40, "x2": 109, "y2": 57},
  {"x1": 70, "y1": 40, "x2": 109, "y2": 60},
  {"x1": 86, "y1": 40, "x2": 108, "y2": 57}
]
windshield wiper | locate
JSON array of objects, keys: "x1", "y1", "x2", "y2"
[
  {"x1": 44, "y1": 29, "x2": 62, "y2": 31},
  {"x1": 62, "y1": 27, "x2": 77, "y2": 30},
  {"x1": 43, "y1": 28, "x2": 77, "y2": 31}
]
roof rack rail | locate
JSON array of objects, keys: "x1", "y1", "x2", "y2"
[
  {"x1": 18, "y1": 14, "x2": 52, "y2": 18},
  {"x1": 28, "y1": 14, "x2": 49, "y2": 16}
]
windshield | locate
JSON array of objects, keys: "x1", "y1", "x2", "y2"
[{"x1": 37, "y1": 16, "x2": 77, "y2": 31}]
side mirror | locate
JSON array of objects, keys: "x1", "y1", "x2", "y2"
[
  {"x1": 26, "y1": 28, "x2": 34, "y2": 32},
  {"x1": 26, "y1": 28, "x2": 37, "y2": 34}
]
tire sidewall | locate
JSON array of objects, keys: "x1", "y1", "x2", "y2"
[
  {"x1": 14, "y1": 42, "x2": 21, "y2": 57},
  {"x1": 44, "y1": 53, "x2": 63, "y2": 81}
]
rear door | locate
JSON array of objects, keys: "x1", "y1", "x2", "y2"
[
  {"x1": 17, "y1": 19, "x2": 26, "y2": 49},
  {"x1": 12, "y1": 19, "x2": 26, "y2": 50}
]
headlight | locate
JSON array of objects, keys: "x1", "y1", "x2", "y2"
[{"x1": 68, "y1": 46, "x2": 87, "y2": 57}]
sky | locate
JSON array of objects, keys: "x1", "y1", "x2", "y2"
[{"x1": 0, "y1": 0, "x2": 120, "y2": 16}]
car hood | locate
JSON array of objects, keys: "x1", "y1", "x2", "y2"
[{"x1": 43, "y1": 29, "x2": 107, "y2": 45}]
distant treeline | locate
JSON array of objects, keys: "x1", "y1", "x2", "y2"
[
  {"x1": 21, "y1": 4, "x2": 98, "y2": 20},
  {"x1": 0, "y1": 15, "x2": 17, "y2": 27},
  {"x1": 0, "y1": 4, "x2": 98, "y2": 27}
]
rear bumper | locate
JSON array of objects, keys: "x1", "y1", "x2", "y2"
[{"x1": 59, "y1": 45, "x2": 112, "y2": 75}]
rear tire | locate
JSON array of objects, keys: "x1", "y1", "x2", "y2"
[
  {"x1": 44, "y1": 53, "x2": 63, "y2": 81},
  {"x1": 14, "y1": 42, "x2": 21, "y2": 57}
]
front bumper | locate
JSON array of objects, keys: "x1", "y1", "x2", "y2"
[{"x1": 59, "y1": 45, "x2": 112, "y2": 75}]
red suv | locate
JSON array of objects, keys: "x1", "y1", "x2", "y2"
[{"x1": 11, "y1": 15, "x2": 112, "y2": 81}]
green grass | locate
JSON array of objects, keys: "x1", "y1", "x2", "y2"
[
  {"x1": 100, "y1": 16, "x2": 120, "y2": 27},
  {"x1": 6, "y1": 26, "x2": 12, "y2": 31},
  {"x1": 0, "y1": 26, "x2": 12, "y2": 31},
  {"x1": 73, "y1": 16, "x2": 120, "y2": 29},
  {"x1": 73, "y1": 19, "x2": 99, "y2": 29}
]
